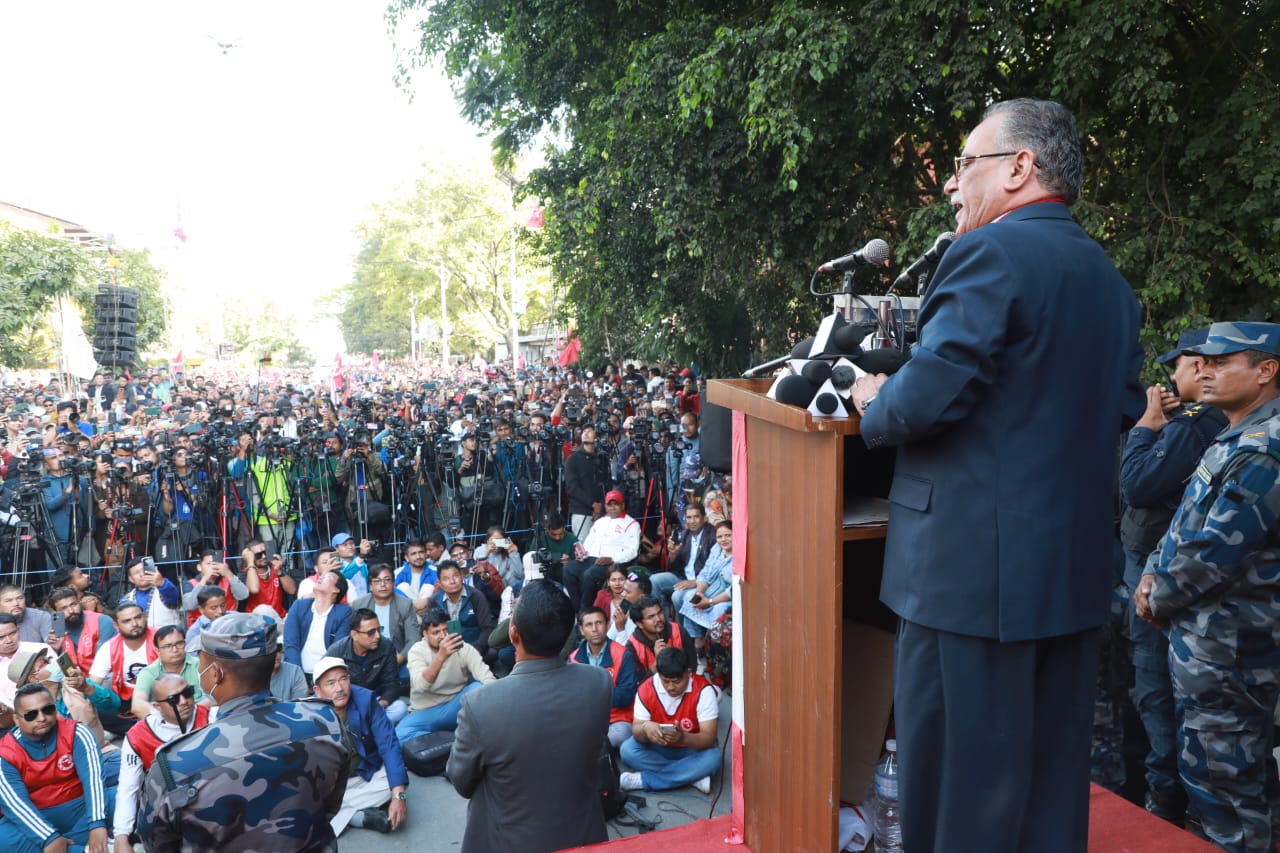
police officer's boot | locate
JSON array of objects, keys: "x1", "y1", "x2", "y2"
[{"x1": 1144, "y1": 786, "x2": 1187, "y2": 826}]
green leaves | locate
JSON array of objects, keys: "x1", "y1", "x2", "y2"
[{"x1": 393, "y1": 0, "x2": 1280, "y2": 375}]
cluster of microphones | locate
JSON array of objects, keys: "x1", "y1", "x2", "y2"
[{"x1": 748, "y1": 231, "x2": 958, "y2": 418}]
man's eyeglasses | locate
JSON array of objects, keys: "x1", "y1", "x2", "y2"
[
  {"x1": 953, "y1": 151, "x2": 1042, "y2": 176},
  {"x1": 253, "y1": 550, "x2": 267, "y2": 558},
  {"x1": 158, "y1": 641, "x2": 186, "y2": 652},
  {"x1": 157, "y1": 685, "x2": 196, "y2": 703},
  {"x1": 21, "y1": 703, "x2": 57, "y2": 722},
  {"x1": 370, "y1": 576, "x2": 394, "y2": 584},
  {"x1": 355, "y1": 627, "x2": 381, "y2": 638}
]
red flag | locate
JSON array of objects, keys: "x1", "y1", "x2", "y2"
[
  {"x1": 371, "y1": 351, "x2": 381, "y2": 368},
  {"x1": 526, "y1": 204, "x2": 544, "y2": 228},
  {"x1": 557, "y1": 333, "x2": 581, "y2": 367}
]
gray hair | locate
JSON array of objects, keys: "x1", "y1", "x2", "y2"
[{"x1": 983, "y1": 99, "x2": 1083, "y2": 204}]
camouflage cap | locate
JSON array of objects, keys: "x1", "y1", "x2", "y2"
[
  {"x1": 1156, "y1": 327, "x2": 1211, "y2": 364},
  {"x1": 1185, "y1": 322, "x2": 1280, "y2": 358},
  {"x1": 199, "y1": 611, "x2": 278, "y2": 659}
]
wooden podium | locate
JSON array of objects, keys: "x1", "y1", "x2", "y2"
[{"x1": 708, "y1": 378, "x2": 898, "y2": 853}]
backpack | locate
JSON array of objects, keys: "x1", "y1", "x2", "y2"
[
  {"x1": 598, "y1": 745, "x2": 626, "y2": 820},
  {"x1": 401, "y1": 731, "x2": 455, "y2": 777}
]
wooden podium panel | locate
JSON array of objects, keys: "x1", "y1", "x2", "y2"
[{"x1": 709, "y1": 379, "x2": 891, "y2": 853}]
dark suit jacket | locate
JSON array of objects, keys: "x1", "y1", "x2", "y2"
[
  {"x1": 669, "y1": 525, "x2": 715, "y2": 580},
  {"x1": 448, "y1": 657, "x2": 612, "y2": 853},
  {"x1": 861, "y1": 202, "x2": 1144, "y2": 642}
]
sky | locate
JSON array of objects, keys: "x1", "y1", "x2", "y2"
[{"x1": 0, "y1": 1, "x2": 494, "y2": 352}]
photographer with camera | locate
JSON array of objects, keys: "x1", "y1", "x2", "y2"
[
  {"x1": 36, "y1": 441, "x2": 93, "y2": 570},
  {"x1": 521, "y1": 512, "x2": 578, "y2": 582},
  {"x1": 55, "y1": 400, "x2": 94, "y2": 439},
  {"x1": 335, "y1": 433, "x2": 387, "y2": 543},
  {"x1": 454, "y1": 429, "x2": 500, "y2": 537},
  {"x1": 564, "y1": 425, "x2": 606, "y2": 542}
]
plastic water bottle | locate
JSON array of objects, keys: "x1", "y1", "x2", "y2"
[{"x1": 873, "y1": 738, "x2": 903, "y2": 853}]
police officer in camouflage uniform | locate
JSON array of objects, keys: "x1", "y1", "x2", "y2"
[
  {"x1": 137, "y1": 612, "x2": 351, "y2": 852},
  {"x1": 1119, "y1": 326, "x2": 1227, "y2": 822},
  {"x1": 1135, "y1": 322, "x2": 1280, "y2": 853}
]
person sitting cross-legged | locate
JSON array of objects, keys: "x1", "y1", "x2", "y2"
[
  {"x1": 311, "y1": 657, "x2": 408, "y2": 836},
  {"x1": 395, "y1": 607, "x2": 495, "y2": 743},
  {"x1": 619, "y1": 646, "x2": 720, "y2": 794},
  {"x1": 0, "y1": 683, "x2": 115, "y2": 853}
]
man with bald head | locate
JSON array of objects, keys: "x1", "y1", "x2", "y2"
[{"x1": 114, "y1": 673, "x2": 213, "y2": 852}]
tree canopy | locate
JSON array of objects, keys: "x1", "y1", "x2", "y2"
[
  {"x1": 333, "y1": 163, "x2": 556, "y2": 361},
  {"x1": 390, "y1": 0, "x2": 1279, "y2": 376},
  {"x1": 0, "y1": 226, "x2": 170, "y2": 369}
]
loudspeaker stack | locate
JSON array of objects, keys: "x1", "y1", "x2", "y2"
[{"x1": 92, "y1": 284, "x2": 138, "y2": 368}]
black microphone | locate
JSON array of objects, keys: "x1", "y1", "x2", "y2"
[
  {"x1": 831, "y1": 322, "x2": 876, "y2": 355},
  {"x1": 774, "y1": 374, "x2": 818, "y2": 407},
  {"x1": 742, "y1": 336, "x2": 818, "y2": 377},
  {"x1": 892, "y1": 232, "x2": 957, "y2": 291},
  {"x1": 817, "y1": 239, "x2": 890, "y2": 274},
  {"x1": 800, "y1": 360, "x2": 833, "y2": 386}
]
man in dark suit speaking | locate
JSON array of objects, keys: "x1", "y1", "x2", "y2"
[
  {"x1": 447, "y1": 580, "x2": 612, "y2": 852},
  {"x1": 851, "y1": 99, "x2": 1144, "y2": 851}
]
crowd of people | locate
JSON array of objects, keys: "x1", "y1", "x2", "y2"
[{"x1": 0, "y1": 357, "x2": 734, "y2": 851}]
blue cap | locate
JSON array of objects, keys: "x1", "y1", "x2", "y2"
[
  {"x1": 1183, "y1": 322, "x2": 1280, "y2": 358},
  {"x1": 1156, "y1": 327, "x2": 1211, "y2": 365},
  {"x1": 330, "y1": 532, "x2": 353, "y2": 548}
]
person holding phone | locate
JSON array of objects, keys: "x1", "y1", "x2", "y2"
[
  {"x1": 474, "y1": 526, "x2": 523, "y2": 587},
  {"x1": 395, "y1": 606, "x2": 495, "y2": 743},
  {"x1": 619, "y1": 646, "x2": 720, "y2": 794},
  {"x1": 119, "y1": 557, "x2": 183, "y2": 630}
]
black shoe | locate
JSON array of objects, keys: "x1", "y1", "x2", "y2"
[
  {"x1": 360, "y1": 808, "x2": 392, "y2": 834},
  {"x1": 1144, "y1": 787, "x2": 1186, "y2": 826}
]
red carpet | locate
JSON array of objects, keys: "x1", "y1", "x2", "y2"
[
  {"x1": 1085, "y1": 784, "x2": 1218, "y2": 852},
  {"x1": 570, "y1": 787, "x2": 1217, "y2": 852}
]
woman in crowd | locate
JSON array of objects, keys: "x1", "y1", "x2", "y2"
[{"x1": 679, "y1": 520, "x2": 733, "y2": 669}]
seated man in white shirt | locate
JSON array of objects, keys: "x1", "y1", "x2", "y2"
[
  {"x1": 619, "y1": 646, "x2": 720, "y2": 794},
  {"x1": 562, "y1": 490, "x2": 640, "y2": 612},
  {"x1": 114, "y1": 673, "x2": 214, "y2": 848}
]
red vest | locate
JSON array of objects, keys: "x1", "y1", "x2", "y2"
[
  {"x1": 125, "y1": 704, "x2": 212, "y2": 770},
  {"x1": 637, "y1": 673, "x2": 710, "y2": 746},
  {"x1": 186, "y1": 577, "x2": 239, "y2": 627},
  {"x1": 628, "y1": 625, "x2": 684, "y2": 674},
  {"x1": 245, "y1": 570, "x2": 285, "y2": 617},
  {"x1": 61, "y1": 611, "x2": 105, "y2": 671},
  {"x1": 571, "y1": 640, "x2": 632, "y2": 724},
  {"x1": 107, "y1": 631, "x2": 157, "y2": 702},
  {"x1": 0, "y1": 718, "x2": 83, "y2": 807}
]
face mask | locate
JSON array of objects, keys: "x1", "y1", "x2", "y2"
[{"x1": 44, "y1": 667, "x2": 64, "y2": 684}]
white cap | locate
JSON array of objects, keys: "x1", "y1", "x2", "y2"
[{"x1": 312, "y1": 656, "x2": 348, "y2": 682}]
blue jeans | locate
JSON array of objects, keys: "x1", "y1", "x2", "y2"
[
  {"x1": 0, "y1": 790, "x2": 118, "y2": 853},
  {"x1": 394, "y1": 682, "x2": 481, "y2": 741},
  {"x1": 1124, "y1": 546, "x2": 1179, "y2": 795},
  {"x1": 620, "y1": 737, "x2": 721, "y2": 791}
]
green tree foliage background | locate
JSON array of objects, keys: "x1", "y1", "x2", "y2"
[
  {"x1": 0, "y1": 226, "x2": 169, "y2": 368},
  {"x1": 334, "y1": 164, "x2": 556, "y2": 360},
  {"x1": 389, "y1": 0, "x2": 1278, "y2": 376}
]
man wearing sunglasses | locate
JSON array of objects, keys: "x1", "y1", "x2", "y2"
[
  {"x1": 114, "y1": 673, "x2": 212, "y2": 851},
  {"x1": 0, "y1": 683, "x2": 111, "y2": 853},
  {"x1": 137, "y1": 612, "x2": 350, "y2": 851},
  {"x1": 323, "y1": 609, "x2": 407, "y2": 724}
]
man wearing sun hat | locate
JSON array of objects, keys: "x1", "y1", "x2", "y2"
[
  {"x1": 1135, "y1": 322, "x2": 1280, "y2": 850},
  {"x1": 136, "y1": 612, "x2": 351, "y2": 852}
]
